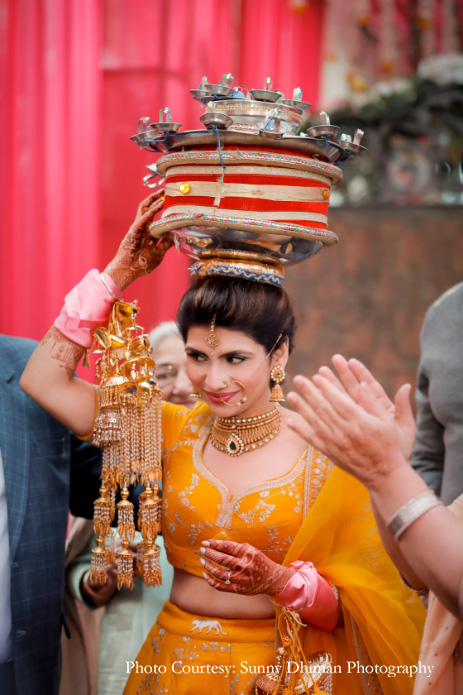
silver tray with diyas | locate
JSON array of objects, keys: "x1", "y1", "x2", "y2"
[
  {"x1": 306, "y1": 111, "x2": 339, "y2": 140},
  {"x1": 204, "y1": 99, "x2": 303, "y2": 135},
  {"x1": 204, "y1": 72, "x2": 235, "y2": 98},
  {"x1": 258, "y1": 108, "x2": 283, "y2": 138},
  {"x1": 338, "y1": 129, "x2": 367, "y2": 156},
  {"x1": 249, "y1": 77, "x2": 281, "y2": 103},
  {"x1": 130, "y1": 74, "x2": 369, "y2": 283},
  {"x1": 190, "y1": 76, "x2": 210, "y2": 102},
  {"x1": 136, "y1": 129, "x2": 345, "y2": 163},
  {"x1": 190, "y1": 89, "x2": 209, "y2": 102},
  {"x1": 149, "y1": 107, "x2": 182, "y2": 134},
  {"x1": 278, "y1": 87, "x2": 311, "y2": 113},
  {"x1": 199, "y1": 111, "x2": 233, "y2": 130},
  {"x1": 130, "y1": 117, "x2": 160, "y2": 148}
]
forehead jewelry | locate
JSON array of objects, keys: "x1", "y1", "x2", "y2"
[{"x1": 205, "y1": 314, "x2": 220, "y2": 356}]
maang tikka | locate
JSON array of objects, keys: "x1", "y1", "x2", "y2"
[{"x1": 205, "y1": 314, "x2": 220, "y2": 356}]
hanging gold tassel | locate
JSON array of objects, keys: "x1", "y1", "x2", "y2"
[
  {"x1": 142, "y1": 539, "x2": 162, "y2": 586},
  {"x1": 93, "y1": 485, "x2": 113, "y2": 535},
  {"x1": 117, "y1": 487, "x2": 135, "y2": 541},
  {"x1": 89, "y1": 535, "x2": 108, "y2": 586},
  {"x1": 138, "y1": 484, "x2": 161, "y2": 541},
  {"x1": 116, "y1": 538, "x2": 134, "y2": 590},
  {"x1": 88, "y1": 300, "x2": 163, "y2": 591}
]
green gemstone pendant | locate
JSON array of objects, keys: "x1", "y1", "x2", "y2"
[{"x1": 226, "y1": 434, "x2": 244, "y2": 456}]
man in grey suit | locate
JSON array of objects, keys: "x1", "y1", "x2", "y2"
[
  {"x1": 410, "y1": 282, "x2": 463, "y2": 505},
  {"x1": 0, "y1": 334, "x2": 102, "y2": 695}
]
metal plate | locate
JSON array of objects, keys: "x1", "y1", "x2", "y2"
[
  {"x1": 138, "y1": 129, "x2": 344, "y2": 162},
  {"x1": 167, "y1": 227, "x2": 325, "y2": 265}
]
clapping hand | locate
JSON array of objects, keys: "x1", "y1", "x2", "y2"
[{"x1": 286, "y1": 355, "x2": 416, "y2": 489}]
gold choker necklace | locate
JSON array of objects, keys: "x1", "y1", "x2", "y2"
[{"x1": 209, "y1": 406, "x2": 281, "y2": 457}]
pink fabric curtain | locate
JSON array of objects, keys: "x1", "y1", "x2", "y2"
[
  {"x1": 1, "y1": 0, "x2": 323, "y2": 341},
  {"x1": 0, "y1": 0, "x2": 103, "y2": 340}
]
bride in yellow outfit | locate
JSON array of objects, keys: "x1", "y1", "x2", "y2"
[{"x1": 21, "y1": 192, "x2": 425, "y2": 695}]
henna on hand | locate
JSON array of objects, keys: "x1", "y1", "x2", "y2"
[
  {"x1": 44, "y1": 326, "x2": 86, "y2": 378},
  {"x1": 200, "y1": 539, "x2": 295, "y2": 596},
  {"x1": 104, "y1": 191, "x2": 173, "y2": 291}
]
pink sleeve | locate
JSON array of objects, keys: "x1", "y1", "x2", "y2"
[
  {"x1": 274, "y1": 560, "x2": 338, "y2": 632},
  {"x1": 54, "y1": 270, "x2": 122, "y2": 348}
]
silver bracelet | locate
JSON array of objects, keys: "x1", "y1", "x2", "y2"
[
  {"x1": 387, "y1": 490, "x2": 442, "y2": 541},
  {"x1": 100, "y1": 273, "x2": 120, "y2": 301}
]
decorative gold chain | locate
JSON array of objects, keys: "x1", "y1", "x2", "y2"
[{"x1": 210, "y1": 406, "x2": 281, "y2": 457}]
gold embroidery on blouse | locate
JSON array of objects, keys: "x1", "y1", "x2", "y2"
[{"x1": 192, "y1": 423, "x2": 310, "y2": 529}]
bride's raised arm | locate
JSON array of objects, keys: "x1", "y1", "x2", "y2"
[{"x1": 20, "y1": 192, "x2": 170, "y2": 436}]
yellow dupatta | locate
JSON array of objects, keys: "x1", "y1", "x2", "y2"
[{"x1": 281, "y1": 466, "x2": 426, "y2": 695}]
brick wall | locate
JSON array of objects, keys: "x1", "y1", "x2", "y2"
[{"x1": 285, "y1": 206, "x2": 463, "y2": 407}]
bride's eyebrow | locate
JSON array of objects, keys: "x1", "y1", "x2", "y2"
[
  {"x1": 185, "y1": 346, "x2": 206, "y2": 356},
  {"x1": 220, "y1": 350, "x2": 254, "y2": 357}
]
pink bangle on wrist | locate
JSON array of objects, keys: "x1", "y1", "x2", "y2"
[
  {"x1": 274, "y1": 560, "x2": 338, "y2": 632},
  {"x1": 54, "y1": 270, "x2": 122, "y2": 348}
]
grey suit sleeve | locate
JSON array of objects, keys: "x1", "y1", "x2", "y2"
[{"x1": 410, "y1": 339, "x2": 445, "y2": 498}]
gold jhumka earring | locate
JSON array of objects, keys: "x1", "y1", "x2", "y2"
[
  {"x1": 190, "y1": 386, "x2": 202, "y2": 398},
  {"x1": 270, "y1": 365, "x2": 286, "y2": 403},
  {"x1": 88, "y1": 301, "x2": 163, "y2": 590},
  {"x1": 205, "y1": 314, "x2": 220, "y2": 355}
]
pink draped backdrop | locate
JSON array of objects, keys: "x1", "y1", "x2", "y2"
[{"x1": 1, "y1": 0, "x2": 323, "y2": 343}]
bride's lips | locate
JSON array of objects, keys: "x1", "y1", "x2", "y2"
[{"x1": 205, "y1": 391, "x2": 238, "y2": 404}]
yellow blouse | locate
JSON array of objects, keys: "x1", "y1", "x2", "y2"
[{"x1": 160, "y1": 401, "x2": 332, "y2": 577}]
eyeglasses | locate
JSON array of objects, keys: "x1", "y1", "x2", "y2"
[{"x1": 154, "y1": 364, "x2": 185, "y2": 386}]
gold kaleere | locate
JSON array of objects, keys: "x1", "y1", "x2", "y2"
[
  {"x1": 117, "y1": 487, "x2": 135, "y2": 540},
  {"x1": 116, "y1": 538, "x2": 134, "y2": 590},
  {"x1": 142, "y1": 539, "x2": 162, "y2": 586},
  {"x1": 88, "y1": 300, "x2": 163, "y2": 590},
  {"x1": 89, "y1": 535, "x2": 108, "y2": 586},
  {"x1": 138, "y1": 484, "x2": 161, "y2": 541},
  {"x1": 93, "y1": 485, "x2": 113, "y2": 535}
]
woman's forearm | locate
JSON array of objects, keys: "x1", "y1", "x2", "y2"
[
  {"x1": 368, "y1": 464, "x2": 463, "y2": 617},
  {"x1": 20, "y1": 327, "x2": 97, "y2": 436},
  {"x1": 20, "y1": 192, "x2": 169, "y2": 437}
]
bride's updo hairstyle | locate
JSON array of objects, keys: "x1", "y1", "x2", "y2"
[{"x1": 177, "y1": 277, "x2": 297, "y2": 355}]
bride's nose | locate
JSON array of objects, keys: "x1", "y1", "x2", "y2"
[{"x1": 204, "y1": 361, "x2": 230, "y2": 391}]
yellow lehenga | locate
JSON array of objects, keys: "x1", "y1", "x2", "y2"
[{"x1": 123, "y1": 402, "x2": 426, "y2": 695}]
